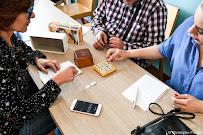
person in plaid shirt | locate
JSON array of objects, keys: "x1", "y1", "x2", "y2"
[{"x1": 91, "y1": 0, "x2": 167, "y2": 69}]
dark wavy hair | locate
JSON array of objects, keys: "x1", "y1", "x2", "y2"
[{"x1": 0, "y1": 0, "x2": 34, "y2": 30}]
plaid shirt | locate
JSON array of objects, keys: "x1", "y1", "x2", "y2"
[{"x1": 91, "y1": 0, "x2": 167, "y2": 68}]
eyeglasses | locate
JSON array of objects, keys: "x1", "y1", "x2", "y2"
[{"x1": 23, "y1": 5, "x2": 34, "y2": 19}]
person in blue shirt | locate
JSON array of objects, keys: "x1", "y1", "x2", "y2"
[{"x1": 106, "y1": 2, "x2": 203, "y2": 113}]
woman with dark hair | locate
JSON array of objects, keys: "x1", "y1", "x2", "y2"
[{"x1": 0, "y1": 0, "x2": 78, "y2": 134}]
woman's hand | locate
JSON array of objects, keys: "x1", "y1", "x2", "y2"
[
  {"x1": 106, "y1": 48, "x2": 129, "y2": 62},
  {"x1": 93, "y1": 31, "x2": 108, "y2": 50},
  {"x1": 35, "y1": 58, "x2": 60, "y2": 74},
  {"x1": 172, "y1": 94, "x2": 203, "y2": 113},
  {"x1": 52, "y1": 66, "x2": 78, "y2": 86}
]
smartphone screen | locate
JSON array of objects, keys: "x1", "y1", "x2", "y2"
[{"x1": 73, "y1": 100, "x2": 99, "y2": 114}]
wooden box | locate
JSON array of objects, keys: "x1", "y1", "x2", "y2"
[
  {"x1": 30, "y1": 32, "x2": 68, "y2": 54},
  {"x1": 74, "y1": 48, "x2": 94, "y2": 68}
]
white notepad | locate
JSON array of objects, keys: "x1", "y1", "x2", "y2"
[
  {"x1": 122, "y1": 74, "x2": 169, "y2": 111},
  {"x1": 38, "y1": 60, "x2": 82, "y2": 84}
]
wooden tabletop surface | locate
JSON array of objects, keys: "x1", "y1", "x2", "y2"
[{"x1": 27, "y1": 0, "x2": 203, "y2": 134}]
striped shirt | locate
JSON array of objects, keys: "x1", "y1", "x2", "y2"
[{"x1": 91, "y1": 0, "x2": 167, "y2": 68}]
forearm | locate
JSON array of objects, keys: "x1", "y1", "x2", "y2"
[
  {"x1": 198, "y1": 100, "x2": 203, "y2": 113},
  {"x1": 127, "y1": 45, "x2": 164, "y2": 60}
]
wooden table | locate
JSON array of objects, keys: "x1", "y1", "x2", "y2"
[{"x1": 27, "y1": 0, "x2": 203, "y2": 135}]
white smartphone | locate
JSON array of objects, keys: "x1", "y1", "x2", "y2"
[{"x1": 70, "y1": 99, "x2": 102, "y2": 116}]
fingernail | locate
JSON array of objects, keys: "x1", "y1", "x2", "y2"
[{"x1": 174, "y1": 94, "x2": 178, "y2": 96}]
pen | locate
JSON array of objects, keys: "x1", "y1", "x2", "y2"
[{"x1": 133, "y1": 87, "x2": 139, "y2": 109}]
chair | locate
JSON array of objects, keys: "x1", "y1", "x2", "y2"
[
  {"x1": 164, "y1": 4, "x2": 180, "y2": 39},
  {"x1": 148, "y1": 3, "x2": 179, "y2": 81},
  {"x1": 56, "y1": 0, "x2": 96, "y2": 24},
  {"x1": 84, "y1": 0, "x2": 102, "y2": 27},
  {"x1": 54, "y1": 0, "x2": 67, "y2": 6}
]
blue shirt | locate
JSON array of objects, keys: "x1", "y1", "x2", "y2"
[{"x1": 158, "y1": 16, "x2": 203, "y2": 100}]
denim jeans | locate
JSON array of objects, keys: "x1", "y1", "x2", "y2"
[{"x1": 19, "y1": 109, "x2": 56, "y2": 135}]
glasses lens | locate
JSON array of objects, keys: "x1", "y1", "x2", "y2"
[{"x1": 28, "y1": 5, "x2": 34, "y2": 19}]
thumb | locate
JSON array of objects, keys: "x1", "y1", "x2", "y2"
[{"x1": 104, "y1": 34, "x2": 108, "y2": 44}]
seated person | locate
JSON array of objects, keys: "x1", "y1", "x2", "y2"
[
  {"x1": 0, "y1": 0, "x2": 78, "y2": 134},
  {"x1": 91, "y1": 0, "x2": 167, "y2": 69},
  {"x1": 106, "y1": 2, "x2": 203, "y2": 113}
]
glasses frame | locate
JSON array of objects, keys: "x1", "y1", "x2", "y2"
[{"x1": 24, "y1": 5, "x2": 34, "y2": 19}]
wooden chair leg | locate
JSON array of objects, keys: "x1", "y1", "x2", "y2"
[
  {"x1": 47, "y1": 129, "x2": 55, "y2": 135},
  {"x1": 159, "y1": 59, "x2": 164, "y2": 81},
  {"x1": 81, "y1": 18, "x2": 86, "y2": 24}
]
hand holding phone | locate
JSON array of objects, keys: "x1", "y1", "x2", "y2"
[{"x1": 70, "y1": 99, "x2": 102, "y2": 116}]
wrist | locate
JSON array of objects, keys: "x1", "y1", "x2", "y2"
[
  {"x1": 52, "y1": 77, "x2": 62, "y2": 86},
  {"x1": 200, "y1": 100, "x2": 203, "y2": 113},
  {"x1": 127, "y1": 50, "x2": 135, "y2": 58},
  {"x1": 35, "y1": 57, "x2": 43, "y2": 64}
]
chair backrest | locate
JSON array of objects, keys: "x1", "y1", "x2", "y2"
[
  {"x1": 148, "y1": 4, "x2": 179, "y2": 81},
  {"x1": 165, "y1": 4, "x2": 180, "y2": 39},
  {"x1": 98, "y1": 0, "x2": 102, "y2": 6},
  {"x1": 54, "y1": 0, "x2": 67, "y2": 6},
  {"x1": 78, "y1": 0, "x2": 95, "y2": 11}
]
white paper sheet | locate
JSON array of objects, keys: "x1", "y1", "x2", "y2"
[
  {"x1": 122, "y1": 74, "x2": 169, "y2": 111},
  {"x1": 38, "y1": 61, "x2": 82, "y2": 84}
]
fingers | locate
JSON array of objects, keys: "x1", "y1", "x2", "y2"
[
  {"x1": 171, "y1": 94, "x2": 191, "y2": 111},
  {"x1": 94, "y1": 31, "x2": 109, "y2": 49},
  {"x1": 53, "y1": 60, "x2": 60, "y2": 71},
  {"x1": 93, "y1": 42, "x2": 104, "y2": 50},
  {"x1": 109, "y1": 36, "x2": 115, "y2": 47},
  {"x1": 37, "y1": 59, "x2": 60, "y2": 73},
  {"x1": 107, "y1": 49, "x2": 121, "y2": 62},
  {"x1": 107, "y1": 52, "x2": 117, "y2": 62},
  {"x1": 72, "y1": 67, "x2": 78, "y2": 75},
  {"x1": 38, "y1": 65, "x2": 48, "y2": 74},
  {"x1": 172, "y1": 103, "x2": 186, "y2": 111},
  {"x1": 104, "y1": 34, "x2": 108, "y2": 44},
  {"x1": 109, "y1": 36, "x2": 123, "y2": 49},
  {"x1": 172, "y1": 96, "x2": 185, "y2": 106},
  {"x1": 106, "y1": 49, "x2": 117, "y2": 59},
  {"x1": 46, "y1": 61, "x2": 59, "y2": 73},
  {"x1": 110, "y1": 35, "x2": 115, "y2": 38},
  {"x1": 66, "y1": 66, "x2": 78, "y2": 75},
  {"x1": 97, "y1": 37, "x2": 106, "y2": 47},
  {"x1": 174, "y1": 94, "x2": 190, "y2": 99}
]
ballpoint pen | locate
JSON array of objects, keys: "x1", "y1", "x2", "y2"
[{"x1": 133, "y1": 87, "x2": 139, "y2": 109}]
